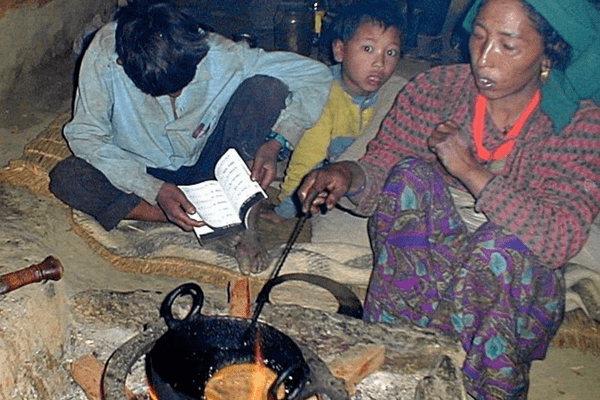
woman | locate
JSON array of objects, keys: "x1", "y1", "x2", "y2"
[{"x1": 298, "y1": 0, "x2": 600, "y2": 398}]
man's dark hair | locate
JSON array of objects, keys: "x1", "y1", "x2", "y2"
[
  {"x1": 321, "y1": 0, "x2": 405, "y2": 62},
  {"x1": 115, "y1": 0, "x2": 209, "y2": 96}
]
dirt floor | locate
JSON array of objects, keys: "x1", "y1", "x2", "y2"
[{"x1": 1, "y1": 52, "x2": 599, "y2": 400}]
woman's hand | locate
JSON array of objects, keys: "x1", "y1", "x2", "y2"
[
  {"x1": 156, "y1": 183, "x2": 205, "y2": 231},
  {"x1": 428, "y1": 120, "x2": 494, "y2": 197},
  {"x1": 298, "y1": 161, "x2": 364, "y2": 215}
]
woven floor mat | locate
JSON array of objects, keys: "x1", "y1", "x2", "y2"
[
  {"x1": 0, "y1": 112, "x2": 72, "y2": 197},
  {"x1": 68, "y1": 207, "x2": 372, "y2": 299}
]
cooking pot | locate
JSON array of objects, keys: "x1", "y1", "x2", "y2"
[
  {"x1": 146, "y1": 282, "x2": 310, "y2": 400},
  {"x1": 102, "y1": 274, "x2": 363, "y2": 400}
]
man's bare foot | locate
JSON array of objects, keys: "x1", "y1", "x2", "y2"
[
  {"x1": 235, "y1": 228, "x2": 271, "y2": 275},
  {"x1": 235, "y1": 202, "x2": 271, "y2": 275},
  {"x1": 258, "y1": 202, "x2": 288, "y2": 224}
]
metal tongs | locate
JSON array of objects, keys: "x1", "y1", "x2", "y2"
[
  {"x1": 251, "y1": 214, "x2": 309, "y2": 324},
  {"x1": 248, "y1": 214, "x2": 356, "y2": 400}
]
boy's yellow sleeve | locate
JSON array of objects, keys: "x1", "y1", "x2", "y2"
[{"x1": 279, "y1": 102, "x2": 335, "y2": 201}]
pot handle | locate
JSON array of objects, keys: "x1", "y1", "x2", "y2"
[
  {"x1": 255, "y1": 273, "x2": 363, "y2": 319},
  {"x1": 268, "y1": 364, "x2": 308, "y2": 400},
  {"x1": 160, "y1": 282, "x2": 205, "y2": 329}
]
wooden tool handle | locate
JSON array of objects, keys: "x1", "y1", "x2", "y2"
[{"x1": 0, "y1": 256, "x2": 64, "y2": 295}]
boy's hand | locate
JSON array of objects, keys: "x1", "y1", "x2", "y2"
[
  {"x1": 156, "y1": 183, "x2": 205, "y2": 231},
  {"x1": 251, "y1": 139, "x2": 280, "y2": 189}
]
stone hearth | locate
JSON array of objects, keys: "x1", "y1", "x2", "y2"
[
  {"x1": 15, "y1": 286, "x2": 467, "y2": 399},
  {"x1": 1, "y1": 268, "x2": 466, "y2": 400},
  {"x1": 0, "y1": 183, "x2": 465, "y2": 400}
]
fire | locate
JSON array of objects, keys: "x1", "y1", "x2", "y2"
[
  {"x1": 203, "y1": 364, "x2": 284, "y2": 400},
  {"x1": 148, "y1": 388, "x2": 159, "y2": 400},
  {"x1": 203, "y1": 330, "x2": 285, "y2": 400},
  {"x1": 247, "y1": 330, "x2": 281, "y2": 400}
]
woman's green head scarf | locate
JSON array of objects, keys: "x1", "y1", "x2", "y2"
[{"x1": 463, "y1": 0, "x2": 600, "y2": 132}]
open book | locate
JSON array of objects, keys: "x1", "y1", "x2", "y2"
[{"x1": 179, "y1": 148, "x2": 267, "y2": 243}]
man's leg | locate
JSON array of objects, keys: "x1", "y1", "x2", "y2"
[
  {"x1": 51, "y1": 76, "x2": 289, "y2": 273},
  {"x1": 219, "y1": 75, "x2": 289, "y2": 274},
  {"x1": 437, "y1": 0, "x2": 473, "y2": 63},
  {"x1": 49, "y1": 156, "x2": 157, "y2": 230}
]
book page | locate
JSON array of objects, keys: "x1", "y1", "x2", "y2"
[
  {"x1": 188, "y1": 212, "x2": 214, "y2": 238},
  {"x1": 179, "y1": 181, "x2": 241, "y2": 228},
  {"x1": 214, "y1": 149, "x2": 266, "y2": 213}
]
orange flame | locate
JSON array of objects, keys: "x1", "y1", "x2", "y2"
[
  {"x1": 149, "y1": 330, "x2": 285, "y2": 400},
  {"x1": 250, "y1": 329, "x2": 269, "y2": 399},
  {"x1": 147, "y1": 382, "x2": 159, "y2": 400}
]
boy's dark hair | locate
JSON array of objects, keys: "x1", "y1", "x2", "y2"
[
  {"x1": 321, "y1": 0, "x2": 405, "y2": 62},
  {"x1": 115, "y1": 0, "x2": 209, "y2": 96}
]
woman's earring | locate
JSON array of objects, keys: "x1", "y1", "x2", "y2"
[{"x1": 540, "y1": 65, "x2": 551, "y2": 84}]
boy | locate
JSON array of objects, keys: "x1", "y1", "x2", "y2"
[
  {"x1": 49, "y1": 0, "x2": 331, "y2": 274},
  {"x1": 268, "y1": 0, "x2": 404, "y2": 220}
]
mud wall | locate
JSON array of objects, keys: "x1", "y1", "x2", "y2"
[
  {"x1": 0, "y1": 281, "x2": 71, "y2": 399},
  {"x1": 0, "y1": 0, "x2": 118, "y2": 99}
]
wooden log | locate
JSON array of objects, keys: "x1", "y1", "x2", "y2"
[
  {"x1": 229, "y1": 277, "x2": 252, "y2": 318},
  {"x1": 328, "y1": 343, "x2": 386, "y2": 395},
  {"x1": 70, "y1": 354, "x2": 139, "y2": 400}
]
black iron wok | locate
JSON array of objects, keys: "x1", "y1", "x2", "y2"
[
  {"x1": 146, "y1": 282, "x2": 310, "y2": 400},
  {"x1": 147, "y1": 274, "x2": 363, "y2": 400},
  {"x1": 101, "y1": 274, "x2": 363, "y2": 400}
]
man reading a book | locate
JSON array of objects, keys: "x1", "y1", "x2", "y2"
[{"x1": 48, "y1": 0, "x2": 332, "y2": 274}]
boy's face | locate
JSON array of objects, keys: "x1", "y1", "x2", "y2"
[{"x1": 333, "y1": 22, "x2": 401, "y2": 97}]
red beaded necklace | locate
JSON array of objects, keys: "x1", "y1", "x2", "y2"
[{"x1": 472, "y1": 89, "x2": 540, "y2": 161}]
